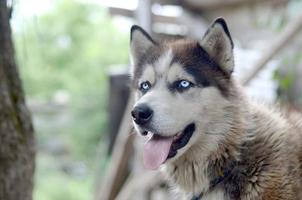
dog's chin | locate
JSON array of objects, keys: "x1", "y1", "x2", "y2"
[{"x1": 138, "y1": 123, "x2": 196, "y2": 163}]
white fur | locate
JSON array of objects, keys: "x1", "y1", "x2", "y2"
[
  {"x1": 154, "y1": 49, "x2": 173, "y2": 75},
  {"x1": 202, "y1": 189, "x2": 227, "y2": 200}
]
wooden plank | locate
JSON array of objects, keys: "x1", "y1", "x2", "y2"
[
  {"x1": 107, "y1": 69, "x2": 130, "y2": 154},
  {"x1": 136, "y1": 0, "x2": 152, "y2": 33},
  {"x1": 242, "y1": 12, "x2": 302, "y2": 85},
  {"x1": 108, "y1": 7, "x2": 134, "y2": 18},
  {"x1": 156, "y1": 0, "x2": 289, "y2": 11},
  {"x1": 108, "y1": 7, "x2": 182, "y2": 25},
  {"x1": 108, "y1": 6, "x2": 208, "y2": 38},
  {"x1": 177, "y1": 12, "x2": 208, "y2": 39},
  {"x1": 96, "y1": 96, "x2": 135, "y2": 200},
  {"x1": 108, "y1": 7, "x2": 181, "y2": 24}
]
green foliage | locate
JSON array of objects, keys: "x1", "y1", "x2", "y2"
[
  {"x1": 14, "y1": 0, "x2": 129, "y2": 157},
  {"x1": 15, "y1": 0, "x2": 128, "y2": 99},
  {"x1": 34, "y1": 153, "x2": 93, "y2": 200},
  {"x1": 13, "y1": 0, "x2": 129, "y2": 199},
  {"x1": 274, "y1": 50, "x2": 302, "y2": 103},
  {"x1": 275, "y1": 72, "x2": 299, "y2": 105}
]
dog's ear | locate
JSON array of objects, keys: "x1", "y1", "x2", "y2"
[
  {"x1": 200, "y1": 18, "x2": 234, "y2": 75},
  {"x1": 130, "y1": 25, "x2": 156, "y2": 69}
]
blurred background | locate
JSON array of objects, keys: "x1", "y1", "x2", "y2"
[{"x1": 9, "y1": 0, "x2": 302, "y2": 199}]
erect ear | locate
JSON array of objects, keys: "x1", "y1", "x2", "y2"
[
  {"x1": 200, "y1": 18, "x2": 234, "y2": 75},
  {"x1": 130, "y1": 25, "x2": 156, "y2": 67}
]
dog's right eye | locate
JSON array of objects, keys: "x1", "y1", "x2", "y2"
[{"x1": 139, "y1": 81, "x2": 151, "y2": 92}]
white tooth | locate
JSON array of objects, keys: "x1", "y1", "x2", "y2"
[
  {"x1": 173, "y1": 132, "x2": 182, "y2": 141},
  {"x1": 147, "y1": 133, "x2": 154, "y2": 140}
]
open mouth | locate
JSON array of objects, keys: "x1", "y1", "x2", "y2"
[
  {"x1": 168, "y1": 123, "x2": 196, "y2": 158},
  {"x1": 143, "y1": 123, "x2": 195, "y2": 170}
]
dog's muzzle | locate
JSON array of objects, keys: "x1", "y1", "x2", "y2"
[{"x1": 141, "y1": 122, "x2": 196, "y2": 170}]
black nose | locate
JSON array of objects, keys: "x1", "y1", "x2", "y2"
[{"x1": 131, "y1": 104, "x2": 153, "y2": 125}]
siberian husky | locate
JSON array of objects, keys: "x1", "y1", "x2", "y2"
[{"x1": 129, "y1": 18, "x2": 302, "y2": 200}]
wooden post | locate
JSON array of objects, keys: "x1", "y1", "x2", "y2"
[
  {"x1": 96, "y1": 96, "x2": 135, "y2": 200},
  {"x1": 107, "y1": 68, "x2": 130, "y2": 154},
  {"x1": 156, "y1": 0, "x2": 288, "y2": 11},
  {"x1": 136, "y1": 0, "x2": 152, "y2": 33}
]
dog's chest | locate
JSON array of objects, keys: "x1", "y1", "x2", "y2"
[
  {"x1": 182, "y1": 188, "x2": 227, "y2": 200},
  {"x1": 199, "y1": 189, "x2": 227, "y2": 200}
]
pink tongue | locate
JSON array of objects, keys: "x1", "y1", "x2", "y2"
[{"x1": 143, "y1": 135, "x2": 174, "y2": 170}]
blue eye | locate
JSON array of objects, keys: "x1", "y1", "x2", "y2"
[
  {"x1": 172, "y1": 80, "x2": 193, "y2": 92},
  {"x1": 171, "y1": 80, "x2": 194, "y2": 92},
  {"x1": 176, "y1": 80, "x2": 193, "y2": 90},
  {"x1": 140, "y1": 81, "x2": 151, "y2": 92},
  {"x1": 179, "y1": 80, "x2": 191, "y2": 88}
]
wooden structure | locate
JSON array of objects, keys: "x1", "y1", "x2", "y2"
[
  {"x1": 156, "y1": 0, "x2": 288, "y2": 11},
  {"x1": 107, "y1": 69, "x2": 130, "y2": 154},
  {"x1": 242, "y1": 12, "x2": 302, "y2": 85}
]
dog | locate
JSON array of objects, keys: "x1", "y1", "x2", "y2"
[{"x1": 129, "y1": 18, "x2": 302, "y2": 200}]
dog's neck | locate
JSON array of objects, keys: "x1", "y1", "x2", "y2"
[
  {"x1": 190, "y1": 160, "x2": 236, "y2": 200},
  {"x1": 163, "y1": 106, "x2": 244, "y2": 198},
  {"x1": 164, "y1": 137, "x2": 240, "y2": 197}
]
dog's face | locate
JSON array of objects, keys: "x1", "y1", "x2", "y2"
[{"x1": 130, "y1": 18, "x2": 235, "y2": 170}]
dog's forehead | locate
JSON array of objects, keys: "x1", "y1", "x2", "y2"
[
  {"x1": 134, "y1": 39, "x2": 231, "y2": 96},
  {"x1": 169, "y1": 39, "x2": 199, "y2": 55},
  {"x1": 153, "y1": 48, "x2": 173, "y2": 75},
  {"x1": 140, "y1": 40, "x2": 199, "y2": 79}
]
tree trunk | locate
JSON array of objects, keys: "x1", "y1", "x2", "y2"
[{"x1": 0, "y1": 1, "x2": 35, "y2": 200}]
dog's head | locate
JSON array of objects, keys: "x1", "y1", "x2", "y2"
[{"x1": 130, "y1": 18, "x2": 236, "y2": 170}]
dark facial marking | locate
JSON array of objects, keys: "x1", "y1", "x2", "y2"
[
  {"x1": 131, "y1": 38, "x2": 233, "y2": 97},
  {"x1": 168, "y1": 79, "x2": 195, "y2": 93},
  {"x1": 170, "y1": 40, "x2": 232, "y2": 96},
  {"x1": 131, "y1": 45, "x2": 165, "y2": 89}
]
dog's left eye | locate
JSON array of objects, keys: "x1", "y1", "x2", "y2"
[
  {"x1": 179, "y1": 80, "x2": 190, "y2": 88},
  {"x1": 175, "y1": 80, "x2": 193, "y2": 91},
  {"x1": 172, "y1": 80, "x2": 194, "y2": 92}
]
